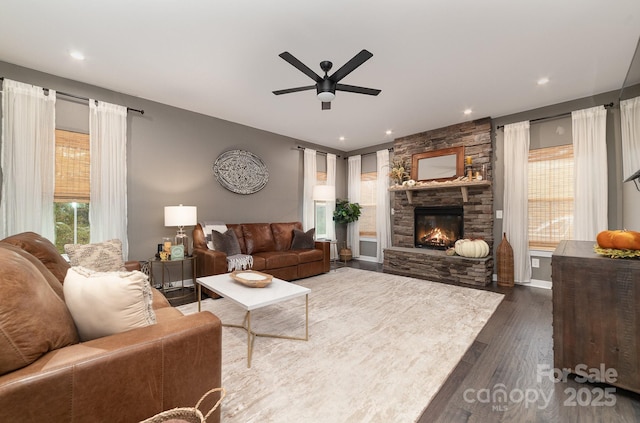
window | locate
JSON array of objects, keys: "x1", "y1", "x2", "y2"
[
  {"x1": 528, "y1": 145, "x2": 574, "y2": 250},
  {"x1": 359, "y1": 171, "x2": 377, "y2": 238},
  {"x1": 54, "y1": 129, "x2": 90, "y2": 252},
  {"x1": 315, "y1": 171, "x2": 328, "y2": 238}
]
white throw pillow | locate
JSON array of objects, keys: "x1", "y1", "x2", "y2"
[{"x1": 63, "y1": 266, "x2": 156, "y2": 342}]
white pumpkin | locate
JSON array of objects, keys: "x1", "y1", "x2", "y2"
[{"x1": 454, "y1": 239, "x2": 490, "y2": 258}]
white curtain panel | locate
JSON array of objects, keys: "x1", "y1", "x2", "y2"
[
  {"x1": 326, "y1": 153, "x2": 337, "y2": 244},
  {"x1": 572, "y1": 106, "x2": 608, "y2": 241},
  {"x1": 0, "y1": 79, "x2": 56, "y2": 240},
  {"x1": 89, "y1": 100, "x2": 129, "y2": 259},
  {"x1": 621, "y1": 96, "x2": 640, "y2": 181},
  {"x1": 302, "y1": 148, "x2": 317, "y2": 231},
  {"x1": 503, "y1": 121, "x2": 531, "y2": 284},
  {"x1": 347, "y1": 155, "x2": 361, "y2": 257},
  {"x1": 376, "y1": 149, "x2": 391, "y2": 263}
]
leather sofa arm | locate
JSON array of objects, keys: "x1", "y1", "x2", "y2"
[
  {"x1": 0, "y1": 312, "x2": 223, "y2": 423},
  {"x1": 193, "y1": 247, "x2": 228, "y2": 277},
  {"x1": 315, "y1": 240, "x2": 331, "y2": 273},
  {"x1": 125, "y1": 260, "x2": 141, "y2": 271}
]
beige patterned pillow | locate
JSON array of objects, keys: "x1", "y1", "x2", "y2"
[{"x1": 64, "y1": 239, "x2": 126, "y2": 272}]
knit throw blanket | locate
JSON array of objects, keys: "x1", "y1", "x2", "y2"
[{"x1": 227, "y1": 254, "x2": 253, "y2": 272}]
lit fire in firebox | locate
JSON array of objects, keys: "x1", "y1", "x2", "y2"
[{"x1": 418, "y1": 228, "x2": 456, "y2": 248}]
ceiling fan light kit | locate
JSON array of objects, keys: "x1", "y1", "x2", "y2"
[{"x1": 273, "y1": 49, "x2": 381, "y2": 110}]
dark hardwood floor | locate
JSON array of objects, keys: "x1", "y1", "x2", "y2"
[{"x1": 345, "y1": 260, "x2": 640, "y2": 423}]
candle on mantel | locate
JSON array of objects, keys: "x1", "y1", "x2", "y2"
[{"x1": 466, "y1": 156, "x2": 472, "y2": 165}]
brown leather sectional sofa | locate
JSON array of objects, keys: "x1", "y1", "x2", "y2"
[
  {"x1": 0, "y1": 232, "x2": 222, "y2": 423},
  {"x1": 193, "y1": 221, "x2": 330, "y2": 284}
]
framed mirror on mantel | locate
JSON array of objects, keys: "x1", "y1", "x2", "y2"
[{"x1": 411, "y1": 146, "x2": 464, "y2": 182}]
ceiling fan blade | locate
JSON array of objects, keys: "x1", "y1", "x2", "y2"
[
  {"x1": 273, "y1": 85, "x2": 316, "y2": 95},
  {"x1": 329, "y1": 49, "x2": 373, "y2": 83},
  {"x1": 322, "y1": 102, "x2": 331, "y2": 110},
  {"x1": 278, "y1": 52, "x2": 322, "y2": 83},
  {"x1": 335, "y1": 83, "x2": 381, "y2": 96}
]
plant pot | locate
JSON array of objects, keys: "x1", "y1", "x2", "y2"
[{"x1": 339, "y1": 248, "x2": 353, "y2": 262}]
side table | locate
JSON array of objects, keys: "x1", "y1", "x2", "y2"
[{"x1": 148, "y1": 256, "x2": 196, "y2": 305}]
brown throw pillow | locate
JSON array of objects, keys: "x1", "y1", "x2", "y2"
[
  {"x1": 212, "y1": 229, "x2": 242, "y2": 256},
  {"x1": 291, "y1": 228, "x2": 315, "y2": 250}
]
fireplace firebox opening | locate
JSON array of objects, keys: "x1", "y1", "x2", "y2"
[{"x1": 414, "y1": 206, "x2": 463, "y2": 249}]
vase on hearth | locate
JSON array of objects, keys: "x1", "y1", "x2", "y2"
[{"x1": 497, "y1": 232, "x2": 514, "y2": 287}]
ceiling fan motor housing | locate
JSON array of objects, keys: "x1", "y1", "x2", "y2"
[{"x1": 317, "y1": 78, "x2": 336, "y2": 101}]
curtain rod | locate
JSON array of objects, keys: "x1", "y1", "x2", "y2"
[
  {"x1": 0, "y1": 77, "x2": 144, "y2": 115},
  {"x1": 296, "y1": 145, "x2": 341, "y2": 158},
  {"x1": 344, "y1": 147, "x2": 394, "y2": 159},
  {"x1": 496, "y1": 102, "x2": 614, "y2": 130}
]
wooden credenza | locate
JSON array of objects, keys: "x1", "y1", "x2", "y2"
[{"x1": 552, "y1": 240, "x2": 640, "y2": 393}]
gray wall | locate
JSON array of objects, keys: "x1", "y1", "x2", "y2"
[
  {"x1": 492, "y1": 89, "x2": 638, "y2": 283},
  {"x1": 2, "y1": 60, "x2": 638, "y2": 278},
  {"x1": 0, "y1": 61, "x2": 345, "y2": 260}
]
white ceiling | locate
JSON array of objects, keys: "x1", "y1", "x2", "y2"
[{"x1": 1, "y1": 1, "x2": 639, "y2": 152}]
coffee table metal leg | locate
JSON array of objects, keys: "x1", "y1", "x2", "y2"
[
  {"x1": 197, "y1": 283, "x2": 202, "y2": 312},
  {"x1": 247, "y1": 311, "x2": 252, "y2": 368},
  {"x1": 222, "y1": 297, "x2": 309, "y2": 368}
]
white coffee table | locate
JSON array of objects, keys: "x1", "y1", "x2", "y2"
[{"x1": 196, "y1": 272, "x2": 310, "y2": 367}]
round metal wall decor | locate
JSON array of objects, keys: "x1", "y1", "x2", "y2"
[{"x1": 213, "y1": 149, "x2": 269, "y2": 195}]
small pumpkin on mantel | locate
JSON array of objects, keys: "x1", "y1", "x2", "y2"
[{"x1": 454, "y1": 238, "x2": 490, "y2": 258}]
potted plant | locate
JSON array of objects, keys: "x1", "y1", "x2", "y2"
[{"x1": 333, "y1": 199, "x2": 362, "y2": 261}]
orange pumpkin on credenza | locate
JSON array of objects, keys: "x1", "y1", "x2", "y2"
[{"x1": 596, "y1": 230, "x2": 640, "y2": 250}]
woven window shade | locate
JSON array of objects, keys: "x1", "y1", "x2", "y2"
[
  {"x1": 528, "y1": 144, "x2": 574, "y2": 250},
  {"x1": 360, "y1": 171, "x2": 377, "y2": 237},
  {"x1": 55, "y1": 129, "x2": 90, "y2": 202}
]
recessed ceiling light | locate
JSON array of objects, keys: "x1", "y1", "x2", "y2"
[
  {"x1": 386, "y1": 130, "x2": 392, "y2": 135},
  {"x1": 339, "y1": 136, "x2": 345, "y2": 141},
  {"x1": 537, "y1": 77, "x2": 549, "y2": 85},
  {"x1": 69, "y1": 51, "x2": 85, "y2": 61},
  {"x1": 463, "y1": 109, "x2": 473, "y2": 115}
]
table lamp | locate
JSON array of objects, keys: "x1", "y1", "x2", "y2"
[{"x1": 164, "y1": 204, "x2": 197, "y2": 256}]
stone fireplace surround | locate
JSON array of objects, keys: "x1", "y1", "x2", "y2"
[{"x1": 383, "y1": 118, "x2": 494, "y2": 286}]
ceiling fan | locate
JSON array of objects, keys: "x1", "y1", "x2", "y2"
[{"x1": 273, "y1": 49, "x2": 381, "y2": 110}]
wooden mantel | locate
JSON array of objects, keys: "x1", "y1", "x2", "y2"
[{"x1": 389, "y1": 180, "x2": 491, "y2": 204}]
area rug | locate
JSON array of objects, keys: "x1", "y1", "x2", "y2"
[{"x1": 177, "y1": 268, "x2": 503, "y2": 422}]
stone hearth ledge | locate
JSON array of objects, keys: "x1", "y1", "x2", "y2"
[{"x1": 383, "y1": 246, "x2": 493, "y2": 287}]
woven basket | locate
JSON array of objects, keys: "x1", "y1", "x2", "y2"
[
  {"x1": 497, "y1": 233, "x2": 514, "y2": 287},
  {"x1": 140, "y1": 388, "x2": 225, "y2": 423}
]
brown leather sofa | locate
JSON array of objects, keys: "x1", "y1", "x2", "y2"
[
  {"x1": 193, "y1": 222, "x2": 330, "y2": 286},
  {"x1": 0, "y1": 232, "x2": 222, "y2": 423}
]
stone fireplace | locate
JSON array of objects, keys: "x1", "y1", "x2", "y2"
[
  {"x1": 383, "y1": 118, "x2": 494, "y2": 286},
  {"x1": 414, "y1": 206, "x2": 463, "y2": 250}
]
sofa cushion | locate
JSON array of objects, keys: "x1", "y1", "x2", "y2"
[
  {"x1": 64, "y1": 239, "x2": 126, "y2": 272},
  {"x1": 227, "y1": 224, "x2": 246, "y2": 254},
  {"x1": 271, "y1": 222, "x2": 303, "y2": 251},
  {"x1": 63, "y1": 267, "x2": 156, "y2": 342},
  {"x1": 252, "y1": 251, "x2": 299, "y2": 269},
  {"x1": 0, "y1": 247, "x2": 79, "y2": 376},
  {"x1": 242, "y1": 223, "x2": 276, "y2": 255},
  {"x1": 212, "y1": 229, "x2": 241, "y2": 256},
  {"x1": 0, "y1": 243, "x2": 65, "y2": 300},
  {"x1": 291, "y1": 228, "x2": 316, "y2": 250},
  {"x1": 294, "y1": 248, "x2": 324, "y2": 264},
  {"x1": 0, "y1": 231, "x2": 70, "y2": 284}
]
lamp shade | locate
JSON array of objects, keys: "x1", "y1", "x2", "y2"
[
  {"x1": 312, "y1": 185, "x2": 335, "y2": 201},
  {"x1": 164, "y1": 205, "x2": 197, "y2": 227}
]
